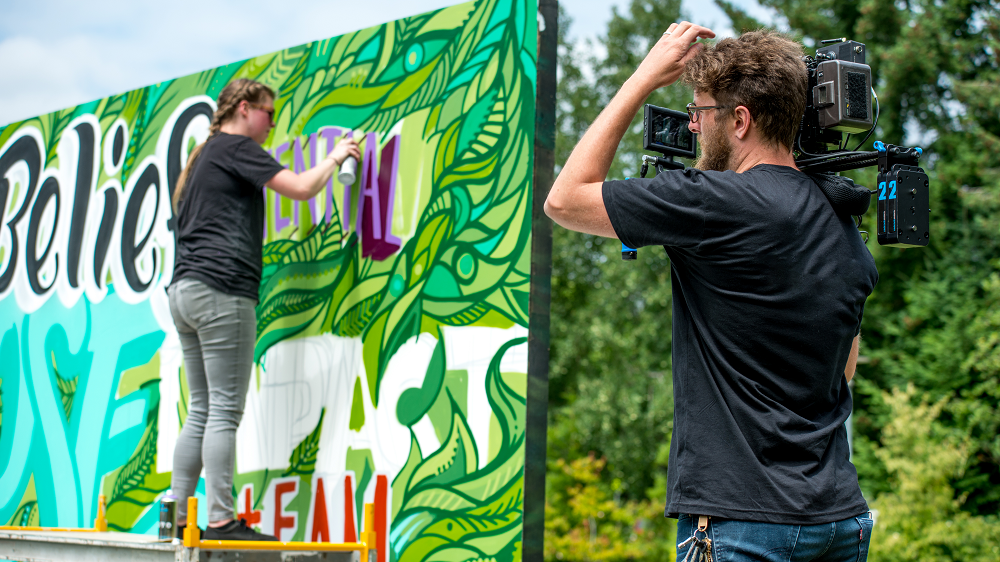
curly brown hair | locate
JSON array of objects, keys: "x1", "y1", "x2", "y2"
[
  {"x1": 172, "y1": 78, "x2": 276, "y2": 212},
  {"x1": 682, "y1": 30, "x2": 807, "y2": 151}
]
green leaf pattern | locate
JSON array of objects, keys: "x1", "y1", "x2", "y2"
[
  {"x1": 390, "y1": 338, "x2": 527, "y2": 562},
  {"x1": 0, "y1": 0, "x2": 534, "y2": 551}
]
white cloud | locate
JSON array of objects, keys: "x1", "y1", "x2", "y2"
[
  {"x1": 0, "y1": 0, "x2": 779, "y2": 126},
  {"x1": 0, "y1": 0, "x2": 457, "y2": 126}
]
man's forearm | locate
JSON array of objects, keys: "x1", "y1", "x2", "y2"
[
  {"x1": 542, "y1": 22, "x2": 713, "y2": 236},
  {"x1": 542, "y1": 77, "x2": 656, "y2": 237},
  {"x1": 556, "y1": 77, "x2": 655, "y2": 188}
]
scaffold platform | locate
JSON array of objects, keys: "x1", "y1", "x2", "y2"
[
  {"x1": 0, "y1": 498, "x2": 377, "y2": 562},
  {"x1": 0, "y1": 529, "x2": 370, "y2": 562}
]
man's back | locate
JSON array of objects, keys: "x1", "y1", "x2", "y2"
[{"x1": 603, "y1": 164, "x2": 877, "y2": 523}]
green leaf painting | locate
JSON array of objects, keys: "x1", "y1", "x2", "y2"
[
  {"x1": 0, "y1": 0, "x2": 534, "y2": 554},
  {"x1": 284, "y1": 409, "x2": 326, "y2": 479},
  {"x1": 391, "y1": 340, "x2": 527, "y2": 562},
  {"x1": 51, "y1": 352, "x2": 79, "y2": 421},
  {"x1": 249, "y1": 0, "x2": 537, "y2": 403},
  {"x1": 104, "y1": 381, "x2": 171, "y2": 532}
]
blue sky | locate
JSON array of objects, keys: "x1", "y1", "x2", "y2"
[{"x1": 0, "y1": 0, "x2": 776, "y2": 126}]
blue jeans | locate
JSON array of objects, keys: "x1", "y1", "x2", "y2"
[{"x1": 676, "y1": 513, "x2": 873, "y2": 562}]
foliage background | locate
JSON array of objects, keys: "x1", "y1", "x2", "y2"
[{"x1": 544, "y1": 1, "x2": 1000, "y2": 560}]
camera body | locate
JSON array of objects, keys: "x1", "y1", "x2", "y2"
[
  {"x1": 797, "y1": 40, "x2": 873, "y2": 156},
  {"x1": 628, "y1": 39, "x2": 930, "y2": 259}
]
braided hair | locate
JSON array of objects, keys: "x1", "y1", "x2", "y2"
[{"x1": 172, "y1": 78, "x2": 276, "y2": 212}]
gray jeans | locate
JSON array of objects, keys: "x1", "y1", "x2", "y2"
[{"x1": 167, "y1": 277, "x2": 256, "y2": 523}]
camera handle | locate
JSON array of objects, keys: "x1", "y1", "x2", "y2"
[{"x1": 640, "y1": 154, "x2": 685, "y2": 178}]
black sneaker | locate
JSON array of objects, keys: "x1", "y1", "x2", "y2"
[{"x1": 203, "y1": 518, "x2": 279, "y2": 541}]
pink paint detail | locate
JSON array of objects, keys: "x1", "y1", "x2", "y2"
[
  {"x1": 356, "y1": 132, "x2": 382, "y2": 241},
  {"x1": 272, "y1": 142, "x2": 291, "y2": 233},
  {"x1": 356, "y1": 135, "x2": 402, "y2": 261},
  {"x1": 376, "y1": 136, "x2": 402, "y2": 254}
]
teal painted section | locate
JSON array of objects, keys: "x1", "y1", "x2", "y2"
[{"x1": 0, "y1": 289, "x2": 164, "y2": 527}]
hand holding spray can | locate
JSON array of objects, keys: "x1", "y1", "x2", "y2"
[{"x1": 339, "y1": 156, "x2": 358, "y2": 185}]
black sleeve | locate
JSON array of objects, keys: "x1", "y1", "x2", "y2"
[
  {"x1": 233, "y1": 138, "x2": 287, "y2": 189},
  {"x1": 602, "y1": 168, "x2": 717, "y2": 250},
  {"x1": 856, "y1": 256, "x2": 877, "y2": 336}
]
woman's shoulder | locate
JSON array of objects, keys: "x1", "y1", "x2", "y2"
[
  {"x1": 211, "y1": 132, "x2": 253, "y2": 148},
  {"x1": 204, "y1": 133, "x2": 267, "y2": 164}
]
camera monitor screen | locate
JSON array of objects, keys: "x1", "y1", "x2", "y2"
[{"x1": 643, "y1": 105, "x2": 697, "y2": 159}]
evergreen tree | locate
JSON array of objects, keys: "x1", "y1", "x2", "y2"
[
  {"x1": 546, "y1": 1, "x2": 1000, "y2": 559},
  {"x1": 550, "y1": 0, "x2": 691, "y2": 500}
]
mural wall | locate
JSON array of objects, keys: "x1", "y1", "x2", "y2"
[{"x1": 0, "y1": 2, "x2": 537, "y2": 562}]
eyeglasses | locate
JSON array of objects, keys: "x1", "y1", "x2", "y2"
[
  {"x1": 249, "y1": 103, "x2": 275, "y2": 121},
  {"x1": 686, "y1": 103, "x2": 727, "y2": 123}
]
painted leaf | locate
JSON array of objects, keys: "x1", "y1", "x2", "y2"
[
  {"x1": 4, "y1": 474, "x2": 38, "y2": 527},
  {"x1": 282, "y1": 408, "x2": 325, "y2": 478},
  {"x1": 394, "y1": 475, "x2": 523, "y2": 562},
  {"x1": 105, "y1": 383, "x2": 171, "y2": 532},
  {"x1": 406, "y1": 395, "x2": 479, "y2": 494}
]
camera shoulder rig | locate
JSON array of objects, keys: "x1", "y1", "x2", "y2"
[{"x1": 795, "y1": 39, "x2": 929, "y2": 248}]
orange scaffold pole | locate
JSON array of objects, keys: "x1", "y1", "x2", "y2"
[
  {"x1": 0, "y1": 494, "x2": 107, "y2": 533},
  {"x1": 185, "y1": 496, "x2": 378, "y2": 555}
]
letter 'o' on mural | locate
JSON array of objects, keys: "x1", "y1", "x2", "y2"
[{"x1": 0, "y1": 1, "x2": 537, "y2": 561}]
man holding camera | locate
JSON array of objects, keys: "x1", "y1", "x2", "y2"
[{"x1": 545, "y1": 22, "x2": 877, "y2": 561}]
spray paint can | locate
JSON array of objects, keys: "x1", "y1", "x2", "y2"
[
  {"x1": 339, "y1": 156, "x2": 358, "y2": 185},
  {"x1": 159, "y1": 494, "x2": 177, "y2": 541}
]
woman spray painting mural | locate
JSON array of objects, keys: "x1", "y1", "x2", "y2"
[{"x1": 168, "y1": 78, "x2": 360, "y2": 541}]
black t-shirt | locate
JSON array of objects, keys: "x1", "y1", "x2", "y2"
[
  {"x1": 172, "y1": 133, "x2": 285, "y2": 301},
  {"x1": 603, "y1": 164, "x2": 878, "y2": 524}
]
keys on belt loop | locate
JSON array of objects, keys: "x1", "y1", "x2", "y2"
[{"x1": 678, "y1": 515, "x2": 713, "y2": 562}]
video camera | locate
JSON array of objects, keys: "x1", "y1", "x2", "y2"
[{"x1": 627, "y1": 39, "x2": 930, "y2": 260}]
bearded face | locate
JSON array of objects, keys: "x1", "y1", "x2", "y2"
[{"x1": 694, "y1": 115, "x2": 734, "y2": 172}]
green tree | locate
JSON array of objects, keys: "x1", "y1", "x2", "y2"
[
  {"x1": 867, "y1": 385, "x2": 1000, "y2": 560},
  {"x1": 547, "y1": 1, "x2": 1000, "y2": 560},
  {"x1": 545, "y1": 455, "x2": 676, "y2": 562},
  {"x1": 752, "y1": 0, "x2": 1000, "y2": 517},
  {"x1": 550, "y1": 0, "x2": 690, "y2": 501},
  {"x1": 690, "y1": 0, "x2": 1000, "y2": 520}
]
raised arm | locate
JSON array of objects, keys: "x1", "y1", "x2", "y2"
[
  {"x1": 543, "y1": 21, "x2": 715, "y2": 237},
  {"x1": 266, "y1": 138, "x2": 360, "y2": 201}
]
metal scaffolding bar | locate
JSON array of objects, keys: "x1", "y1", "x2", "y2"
[{"x1": 0, "y1": 499, "x2": 377, "y2": 562}]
